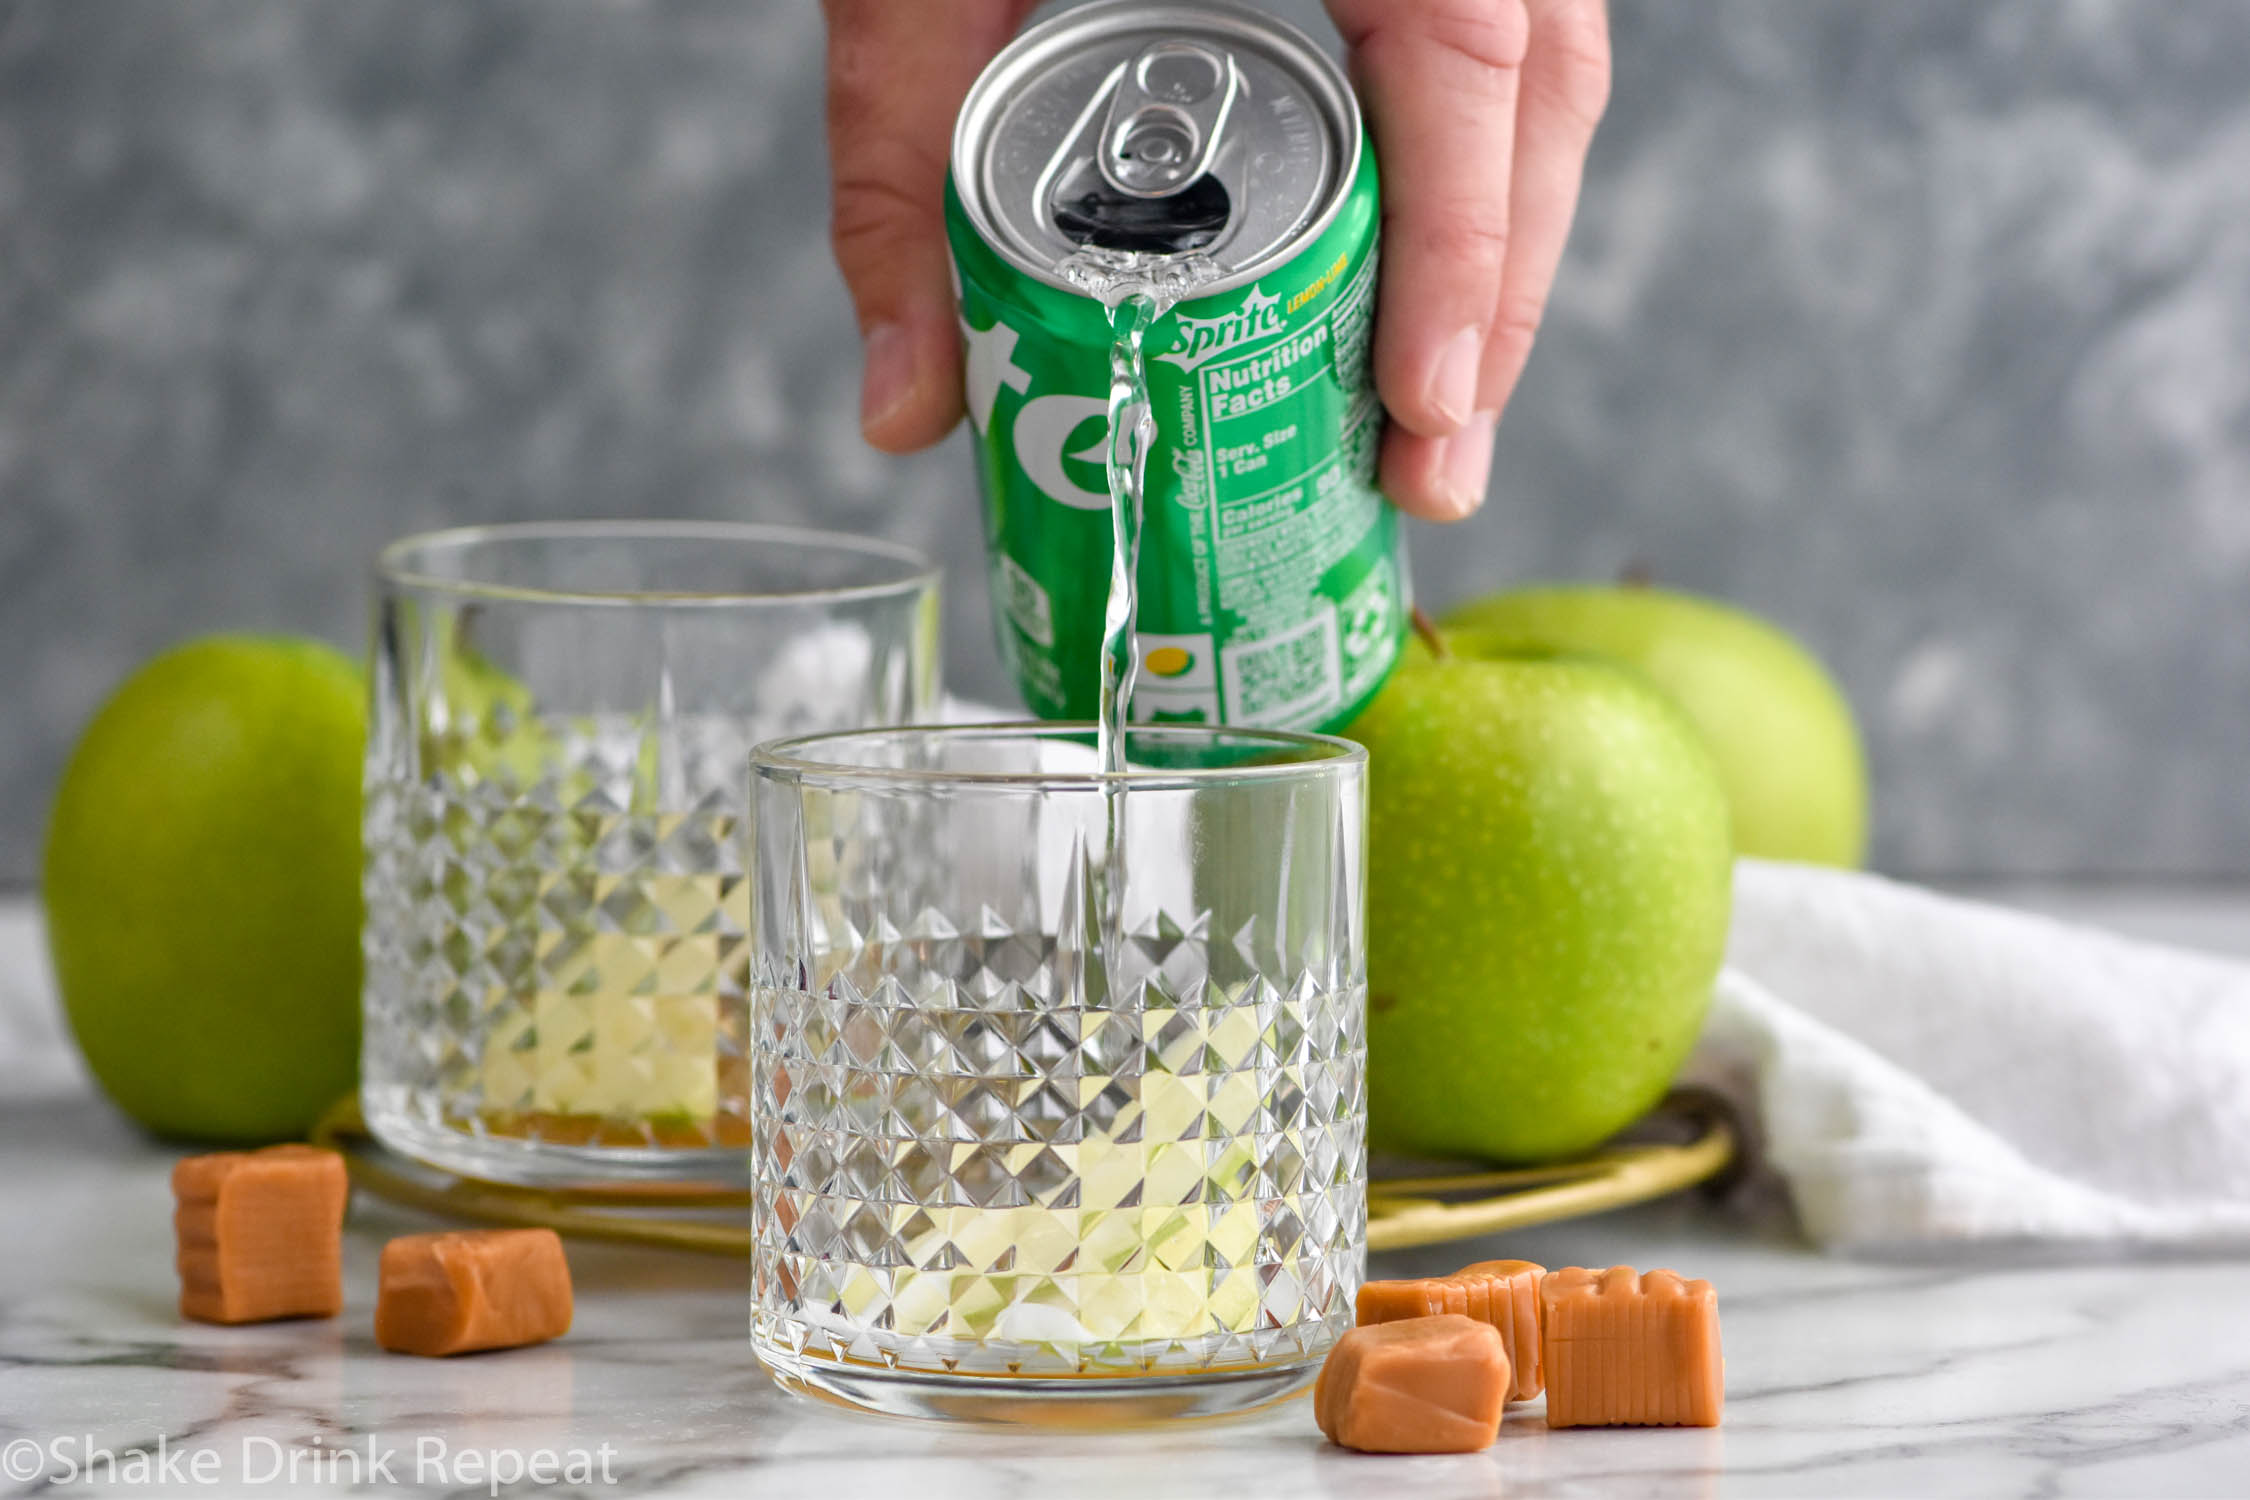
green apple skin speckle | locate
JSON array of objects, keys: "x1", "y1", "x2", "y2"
[
  {"x1": 1348, "y1": 646, "x2": 1734, "y2": 1163},
  {"x1": 1445, "y1": 585, "x2": 1867, "y2": 867}
]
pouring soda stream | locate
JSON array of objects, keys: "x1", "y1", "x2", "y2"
[
  {"x1": 953, "y1": 4, "x2": 1399, "y2": 1016},
  {"x1": 739, "y1": 0, "x2": 1615, "y2": 1412}
]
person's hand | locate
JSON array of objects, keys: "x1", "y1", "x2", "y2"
[
  {"x1": 823, "y1": 0, "x2": 1035, "y2": 456},
  {"x1": 822, "y1": 0, "x2": 1611, "y2": 523},
  {"x1": 1327, "y1": 0, "x2": 1610, "y2": 518}
]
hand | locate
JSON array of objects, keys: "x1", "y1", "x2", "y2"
[
  {"x1": 1328, "y1": 0, "x2": 1611, "y2": 519},
  {"x1": 823, "y1": 0, "x2": 1033, "y2": 454},
  {"x1": 822, "y1": 0, "x2": 1611, "y2": 523}
]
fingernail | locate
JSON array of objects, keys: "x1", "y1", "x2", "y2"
[
  {"x1": 860, "y1": 322, "x2": 915, "y2": 434},
  {"x1": 1425, "y1": 326, "x2": 1484, "y2": 431},
  {"x1": 1436, "y1": 411, "x2": 1498, "y2": 518}
]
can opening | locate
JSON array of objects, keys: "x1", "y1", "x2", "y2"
[
  {"x1": 953, "y1": 0, "x2": 1360, "y2": 294},
  {"x1": 1052, "y1": 169, "x2": 1232, "y2": 254},
  {"x1": 1045, "y1": 38, "x2": 1240, "y2": 255}
]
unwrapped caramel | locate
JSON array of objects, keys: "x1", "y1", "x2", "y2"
[
  {"x1": 1541, "y1": 1266, "x2": 1723, "y2": 1428},
  {"x1": 1314, "y1": 1315, "x2": 1511, "y2": 1454},
  {"x1": 173, "y1": 1145, "x2": 348, "y2": 1325},
  {"x1": 375, "y1": 1228, "x2": 573, "y2": 1357},
  {"x1": 1357, "y1": 1258, "x2": 1545, "y2": 1400}
]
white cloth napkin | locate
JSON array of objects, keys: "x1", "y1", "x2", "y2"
[{"x1": 1698, "y1": 859, "x2": 2250, "y2": 1251}]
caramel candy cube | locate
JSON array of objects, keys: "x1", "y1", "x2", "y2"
[
  {"x1": 1541, "y1": 1266, "x2": 1723, "y2": 1428},
  {"x1": 1357, "y1": 1258, "x2": 1546, "y2": 1400},
  {"x1": 1315, "y1": 1314, "x2": 1510, "y2": 1454},
  {"x1": 376, "y1": 1229, "x2": 573, "y2": 1356},
  {"x1": 173, "y1": 1145, "x2": 348, "y2": 1325}
]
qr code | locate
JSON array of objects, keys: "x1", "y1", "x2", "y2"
[{"x1": 1222, "y1": 606, "x2": 1342, "y2": 726}]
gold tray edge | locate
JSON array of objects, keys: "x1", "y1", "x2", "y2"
[
  {"x1": 1364, "y1": 1112, "x2": 1735, "y2": 1252},
  {"x1": 311, "y1": 1094, "x2": 1736, "y2": 1260}
]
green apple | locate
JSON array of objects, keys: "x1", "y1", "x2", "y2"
[
  {"x1": 1443, "y1": 585, "x2": 1867, "y2": 866},
  {"x1": 1350, "y1": 634, "x2": 1733, "y2": 1162},
  {"x1": 43, "y1": 635, "x2": 366, "y2": 1142}
]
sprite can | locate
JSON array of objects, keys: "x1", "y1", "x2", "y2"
[{"x1": 947, "y1": 0, "x2": 1406, "y2": 733}]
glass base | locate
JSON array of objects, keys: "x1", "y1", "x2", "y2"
[
  {"x1": 362, "y1": 1089, "x2": 750, "y2": 1190},
  {"x1": 756, "y1": 1346, "x2": 1320, "y2": 1427}
]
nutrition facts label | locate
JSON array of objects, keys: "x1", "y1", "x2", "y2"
[
  {"x1": 1186, "y1": 251, "x2": 1391, "y2": 728},
  {"x1": 957, "y1": 132, "x2": 1403, "y2": 737}
]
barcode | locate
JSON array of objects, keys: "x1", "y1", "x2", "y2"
[{"x1": 1222, "y1": 606, "x2": 1342, "y2": 726}]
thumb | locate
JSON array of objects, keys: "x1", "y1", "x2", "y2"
[{"x1": 823, "y1": 0, "x2": 1033, "y2": 452}]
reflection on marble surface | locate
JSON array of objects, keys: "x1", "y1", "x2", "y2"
[
  {"x1": 4, "y1": 2, "x2": 2250, "y2": 882},
  {"x1": 3, "y1": 1093, "x2": 2247, "y2": 1499}
]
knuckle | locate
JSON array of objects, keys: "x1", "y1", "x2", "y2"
[
  {"x1": 1413, "y1": 0, "x2": 1534, "y2": 76},
  {"x1": 1533, "y1": 1, "x2": 1613, "y2": 127},
  {"x1": 829, "y1": 162, "x2": 939, "y2": 265},
  {"x1": 1490, "y1": 291, "x2": 1545, "y2": 355},
  {"x1": 1404, "y1": 209, "x2": 1512, "y2": 275},
  {"x1": 1351, "y1": 0, "x2": 1531, "y2": 84},
  {"x1": 824, "y1": 32, "x2": 883, "y2": 108}
]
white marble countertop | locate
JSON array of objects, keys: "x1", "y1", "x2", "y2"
[{"x1": 3, "y1": 890, "x2": 2247, "y2": 1499}]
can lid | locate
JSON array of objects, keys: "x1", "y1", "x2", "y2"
[{"x1": 953, "y1": 0, "x2": 1361, "y2": 295}]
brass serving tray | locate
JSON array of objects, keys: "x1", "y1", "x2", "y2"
[{"x1": 311, "y1": 1092, "x2": 1734, "y2": 1257}]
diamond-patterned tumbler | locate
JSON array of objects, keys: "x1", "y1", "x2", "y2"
[
  {"x1": 362, "y1": 522, "x2": 938, "y2": 1188},
  {"x1": 749, "y1": 724, "x2": 1367, "y2": 1422}
]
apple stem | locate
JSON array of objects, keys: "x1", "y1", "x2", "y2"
[
  {"x1": 1411, "y1": 606, "x2": 1448, "y2": 659},
  {"x1": 1620, "y1": 561, "x2": 1654, "y2": 588}
]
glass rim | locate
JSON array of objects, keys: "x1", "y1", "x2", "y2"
[
  {"x1": 374, "y1": 520, "x2": 940, "y2": 609},
  {"x1": 751, "y1": 720, "x2": 1367, "y2": 791}
]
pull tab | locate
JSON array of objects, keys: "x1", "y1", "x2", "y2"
[{"x1": 1097, "y1": 41, "x2": 1241, "y2": 199}]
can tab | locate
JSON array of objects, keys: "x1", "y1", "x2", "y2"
[{"x1": 1098, "y1": 42, "x2": 1241, "y2": 199}]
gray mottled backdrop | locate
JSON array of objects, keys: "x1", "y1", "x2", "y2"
[{"x1": 4, "y1": 0, "x2": 2248, "y2": 882}]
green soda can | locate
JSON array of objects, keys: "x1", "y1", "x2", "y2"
[{"x1": 947, "y1": 0, "x2": 1406, "y2": 732}]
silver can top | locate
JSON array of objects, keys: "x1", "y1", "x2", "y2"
[{"x1": 952, "y1": 0, "x2": 1362, "y2": 295}]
